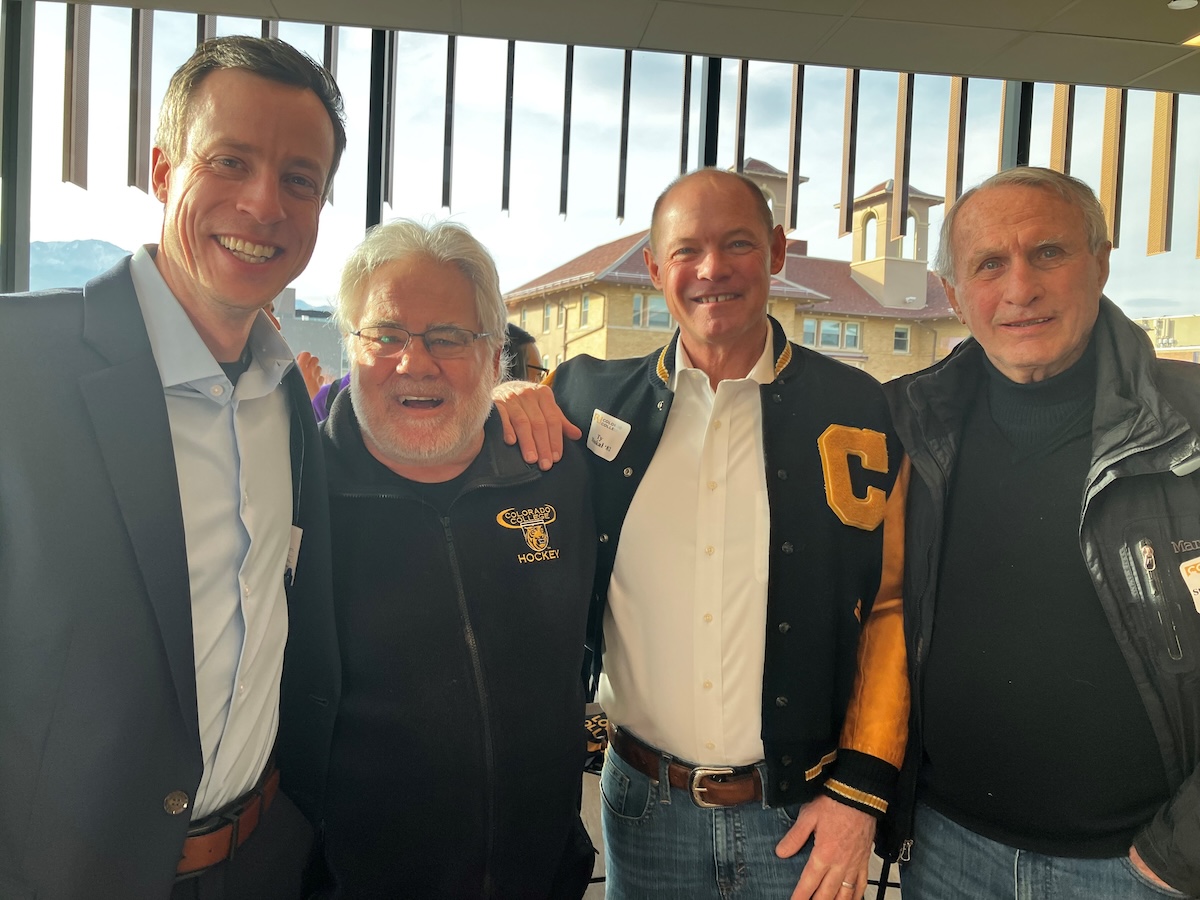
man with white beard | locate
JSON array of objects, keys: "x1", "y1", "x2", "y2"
[{"x1": 314, "y1": 220, "x2": 598, "y2": 899}]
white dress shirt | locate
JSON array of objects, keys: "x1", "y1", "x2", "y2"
[
  {"x1": 130, "y1": 246, "x2": 294, "y2": 817},
  {"x1": 598, "y1": 329, "x2": 773, "y2": 766}
]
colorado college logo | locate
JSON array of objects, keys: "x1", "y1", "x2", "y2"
[{"x1": 497, "y1": 504, "x2": 561, "y2": 563}]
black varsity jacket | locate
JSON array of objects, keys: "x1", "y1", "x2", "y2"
[{"x1": 550, "y1": 316, "x2": 910, "y2": 815}]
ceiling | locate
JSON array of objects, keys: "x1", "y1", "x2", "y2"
[{"x1": 115, "y1": 0, "x2": 1200, "y2": 94}]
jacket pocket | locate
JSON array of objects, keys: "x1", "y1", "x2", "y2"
[{"x1": 1119, "y1": 522, "x2": 1200, "y2": 673}]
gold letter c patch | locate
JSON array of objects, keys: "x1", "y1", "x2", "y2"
[{"x1": 817, "y1": 425, "x2": 887, "y2": 530}]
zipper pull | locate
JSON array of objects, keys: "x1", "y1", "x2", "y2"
[{"x1": 899, "y1": 839, "x2": 912, "y2": 863}]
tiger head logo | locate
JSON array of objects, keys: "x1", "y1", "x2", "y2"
[{"x1": 496, "y1": 505, "x2": 557, "y2": 552}]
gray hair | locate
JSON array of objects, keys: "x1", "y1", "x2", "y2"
[
  {"x1": 648, "y1": 168, "x2": 775, "y2": 256},
  {"x1": 155, "y1": 36, "x2": 346, "y2": 202},
  {"x1": 935, "y1": 166, "x2": 1110, "y2": 285},
  {"x1": 335, "y1": 219, "x2": 506, "y2": 353}
]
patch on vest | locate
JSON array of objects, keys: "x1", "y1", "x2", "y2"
[
  {"x1": 817, "y1": 424, "x2": 887, "y2": 530},
  {"x1": 497, "y1": 504, "x2": 562, "y2": 563}
]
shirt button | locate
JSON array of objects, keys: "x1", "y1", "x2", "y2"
[
  {"x1": 703, "y1": 680, "x2": 712, "y2": 690},
  {"x1": 599, "y1": 533, "x2": 609, "y2": 543},
  {"x1": 781, "y1": 542, "x2": 794, "y2": 554},
  {"x1": 778, "y1": 621, "x2": 791, "y2": 633},
  {"x1": 163, "y1": 791, "x2": 190, "y2": 815},
  {"x1": 657, "y1": 400, "x2": 665, "y2": 410},
  {"x1": 776, "y1": 696, "x2": 789, "y2": 708},
  {"x1": 623, "y1": 467, "x2": 634, "y2": 477},
  {"x1": 703, "y1": 613, "x2": 713, "y2": 623},
  {"x1": 772, "y1": 393, "x2": 782, "y2": 403},
  {"x1": 777, "y1": 469, "x2": 788, "y2": 480},
  {"x1": 237, "y1": 682, "x2": 246, "y2": 696},
  {"x1": 713, "y1": 419, "x2": 722, "y2": 430},
  {"x1": 704, "y1": 545, "x2": 715, "y2": 556},
  {"x1": 705, "y1": 741, "x2": 715, "y2": 750},
  {"x1": 210, "y1": 384, "x2": 224, "y2": 397},
  {"x1": 707, "y1": 480, "x2": 718, "y2": 491}
]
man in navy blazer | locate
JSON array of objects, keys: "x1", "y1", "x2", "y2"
[{"x1": 0, "y1": 37, "x2": 344, "y2": 900}]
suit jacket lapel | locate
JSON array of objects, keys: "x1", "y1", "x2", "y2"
[{"x1": 77, "y1": 258, "x2": 200, "y2": 748}]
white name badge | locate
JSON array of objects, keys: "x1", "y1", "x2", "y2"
[
  {"x1": 587, "y1": 409, "x2": 631, "y2": 462},
  {"x1": 1179, "y1": 556, "x2": 1200, "y2": 613}
]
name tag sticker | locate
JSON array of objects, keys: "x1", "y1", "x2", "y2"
[
  {"x1": 587, "y1": 409, "x2": 631, "y2": 462},
  {"x1": 285, "y1": 525, "x2": 303, "y2": 585},
  {"x1": 1179, "y1": 556, "x2": 1200, "y2": 613}
]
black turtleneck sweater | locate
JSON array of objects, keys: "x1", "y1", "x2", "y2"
[{"x1": 920, "y1": 342, "x2": 1171, "y2": 857}]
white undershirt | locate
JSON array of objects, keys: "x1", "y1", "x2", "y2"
[
  {"x1": 598, "y1": 331, "x2": 773, "y2": 766},
  {"x1": 130, "y1": 246, "x2": 294, "y2": 817}
]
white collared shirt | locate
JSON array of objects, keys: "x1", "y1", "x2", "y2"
[
  {"x1": 598, "y1": 329, "x2": 773, "y2": 766},
  {"x1": 130, "y1": 246, "x2": 294, "y2": 817}
]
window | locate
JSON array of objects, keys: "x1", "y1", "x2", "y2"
[
  {"x1": 844, "y1": 322, "x2": 860, "y2": 350},
  {"x1": 557, "y1": 302, "x2": 565, "y2": 327},
  {"x1": 862, "y1": 214, "x2": 878, "y2": 260},
  {"x1": 632, "y1": 293, "x2": 670, "y2": 328},
  {"x1": 543, "y1": 301, "x2": 552, "y2": 334},
  {"x1": 580, "y1": 294, "x2": 590, "y2": 327},
  {"x1": 519, "y1": 307, "x2": 527, "y2": 330},
  {"x1": 894, "y1": 325, "x2": 911, "y2": 354},
  {"x1": 555, "y1": 354, "x2": 563, "y2": 366},
  {"x1": 801, "y1": 318, "x2": 862, "y2": 351}
]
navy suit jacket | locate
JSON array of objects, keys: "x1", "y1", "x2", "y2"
[{"x1": 0, "y1": 258, "x2": 338, "y2": 899}]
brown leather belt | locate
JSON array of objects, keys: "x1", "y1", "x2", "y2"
[
  {"x1": 608, "y1": 725, "x2": 763, "y2": 809},
  {"x1": 176, "y1": 763, "x2": 280, "y2": 877}
]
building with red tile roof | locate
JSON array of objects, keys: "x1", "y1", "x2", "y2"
[{"x1": 505, "y1": 167, "x2": 969, "y2": 381}]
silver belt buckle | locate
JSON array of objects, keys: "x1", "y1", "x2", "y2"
[{"x1": 688, "y1": 766, "x2": 736, "y2": 808}]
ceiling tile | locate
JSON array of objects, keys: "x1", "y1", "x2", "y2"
[
  {"x1": 1043, "y1": 0, "x2": 1200, "y2": 44},
  {"x1": 462, "y1": 0, "x2": 656, "y2": 47},
  {"x1": 640, "y1": 1, "x2": 841, "y2": 60},
  {"x1": 994, "y1": 33, "x2": 1192, "y2": 88},
  {"x1": 854, "y1": 0, "x2": 1072, "y2": 31},
  {"x1": 808, "y1": 18, "x2": 1023, "y2": 77}
]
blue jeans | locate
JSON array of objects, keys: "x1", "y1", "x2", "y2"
[
  {"x1": 600, "y1": 740, "x2": 812, "y2": 899},
  {"x1": 901, "y1": 803, "x2": 1193, "y2": 899}
]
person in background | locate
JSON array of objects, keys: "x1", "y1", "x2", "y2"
[
  {"x1": 0, "y1": 36, "x2": 344, "y2": 899},
  {"x1": 881, "y1": 166, "x2": 1200, "y2": 899},
  {"x1": 266, "y1": 298, "x2": 326, "y2": 399},
  {"x1": 316, "y1": 219, "x2": 597, "y2": 898},
  {"x1": 505, "y1": 322, "x2": 548, "y2": 383}
]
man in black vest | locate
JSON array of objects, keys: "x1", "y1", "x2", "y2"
[
  {"x1": 317, "y1": 220, "x2": 597, "y2": 899},
  {"x1": 883, "y1": 167, "x2": 1200, "y2": 898}
]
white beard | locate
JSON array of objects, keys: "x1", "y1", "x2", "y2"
[{"x1": 350, "y1": 364, "x2": 496, "y2": 470}]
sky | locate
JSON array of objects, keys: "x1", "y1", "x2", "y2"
[{"x1": 25, "y1": 3, "x2": 1200, "y2": 319}]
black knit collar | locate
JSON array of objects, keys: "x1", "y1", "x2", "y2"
[
  {"x1": 982, "y1": 336, "x2": 1097, "y2": 407},
  {"x1": 982, "y1": 337, "x2": 1096, "y2": 453}
]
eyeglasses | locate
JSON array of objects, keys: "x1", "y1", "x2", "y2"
[
  {"x1": 351, "y1": 325, "x2": 492, "y2": 360},
  {"x1": 526, "y1": 364, "x2": 550, "y2": 381}
]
